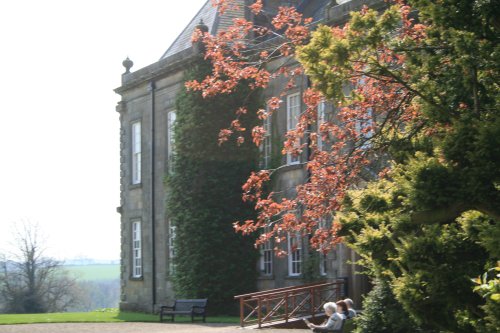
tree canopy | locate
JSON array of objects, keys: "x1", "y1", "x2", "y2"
[
  {"x1": 0, "y1": 222, "x2": 79, "y2": 313},
  {"x1": 189, "y1": 0, "x2": 499, "y2": 330}
]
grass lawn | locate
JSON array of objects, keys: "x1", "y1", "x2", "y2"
[{"x1": 0, "y1": 309, "x2": 239, "y2": 325}]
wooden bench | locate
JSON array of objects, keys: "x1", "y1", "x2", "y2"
[{"x1": 159, "y1": 299, "x2": 208, "y2": 322}]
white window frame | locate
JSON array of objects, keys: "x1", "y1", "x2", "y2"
[
  {"x1": 287, "y1": 232, "x2": 302, "y2": 276},
  {"x1": 259, "y1": 226, "x2": 273, "y2": 276},
  {"x1": 132, "y1": 220, "x2": 142, "y2": 278},
  {"x1": 167, "y1": 111, "x2": 176, "y2": 173},
  {"x1": 317, "y1": 100, "x2": 326, "y2": 151},
  {"x1": 262, "y1": 109, "x2": 272, "y2": 169},
  {"x1": 320, "y1": 252, "x2": 328, "y2": 276},
  {"x1": 168, "y1": 221, "x2": 176, "y2": 275},
  {"x1": 286, "y1": 93, "x2": 301, "y2": 165},
  {"x1": 131, "y1": 121, "x2": 141, "y2": 184},
  {"x1": 318, "y1": 218, "x2": 328, "y2": 276}
]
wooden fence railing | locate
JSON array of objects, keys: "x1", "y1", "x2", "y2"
[{"x1": 234, "y1": 280, "x2": 346, "y2": 328}]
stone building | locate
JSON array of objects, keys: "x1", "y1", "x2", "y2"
[{"x1": 115, "y1": 0, "x2": 377, "y2": 313}]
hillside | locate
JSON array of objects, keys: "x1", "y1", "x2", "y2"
[{"x1": 64, "y1": 264, "x2": 119, "y2": 281}]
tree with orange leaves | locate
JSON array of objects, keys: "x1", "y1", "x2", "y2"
[{"x1": 188, "y1": 1, "x2": 499, "y2": 330}]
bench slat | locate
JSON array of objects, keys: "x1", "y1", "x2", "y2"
[{"x1": 159, "y1": 298, "x2": 208, "y2": 323}]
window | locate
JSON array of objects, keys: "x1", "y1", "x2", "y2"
[
  {"x1": 167, "y1": 111, "x2": 176, "y2": 173},
  {"x1": 351, "y1": 78, "x2": 373, "y2": 149},
  {"x1": 131, "y1": 121, "x2": 141, "y2": 184},
  {"x1": 318, "y1": 218, "x2": 328, "y2": 276},
  {"x1": 132, "y1": 220, "x2": 142, "y2": 278},
  {"x1": 331, "y1": 248, "x2": 338, "y2": 261},
  {"x1": 355, "y1": 107, "x2": 374, "y2": 149},
  {"x1": 320, "y1": 253, "x2": 328, "y2": 276},
  {"x1": 168, "y1": 221, "x2": 176, "y2": 275},
  {"x1": 261, "y1": 110, "x2": 272, "y2": 169},
  {"x1": 259, "y1": 226, "x2": 273, "y2": 276},
  {"x1": 288, "y1": 233, "x2": 302, "y2": 276},
  {"x1": 286, "y1": 93, "x2": 301, "y2": 165},
  {"x1": 317, "y1": 100, "x2": 326, "y2": 151}
]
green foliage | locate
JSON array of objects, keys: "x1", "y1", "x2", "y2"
[
  {"x1": 353, "y1": 279, "x2": 419, "y2": 333},
  {"x1": 302, "y1": 247, "x2": 324, "y2": 283},
  {"x1": 166, "y1": 56, "x2": 261, "y2": 315},
  {"x1": 297, "y1": 5, "x2": 403, "y2": 103},
  {"x1": 71, "y1": 280, "x2": 119, "y2": 312},
  {"x1": 472, "y1": 264, "x2": 500, "y2": 332},
  {"x1": 59, "y1": 265, "x2": 120, "y2": 312},
  {"x1": 392, "y1": 222, "x2": 487, "y2": 331},
  {"x1": 340, "y1": 154, "x2": 499, "y2": 332},
  {"x1": 300, "y1": 0, "x2": 500, "y2": 330}
]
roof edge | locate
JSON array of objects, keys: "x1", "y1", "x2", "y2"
[
  {"x1": 115, "y1": 48, "x2": 195, "y2": 94},
  {"x1": 159, "y1": 0, "x2": 214, "y2": 60}
]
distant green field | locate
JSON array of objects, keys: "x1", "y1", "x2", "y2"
[
  {"x1": 64, "y1": 264, "x2": 119, "y2": 281},
  {"x1": 0, "y1": 309, "x2": 240, "y2": 325}
]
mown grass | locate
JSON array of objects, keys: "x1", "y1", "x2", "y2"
[{"x1": 0, "y1": 309, "x2": 239, "y2": 325}]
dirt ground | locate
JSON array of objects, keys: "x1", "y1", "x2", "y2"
[{"x1": 0, "y1": 322, "x2": 311, "y2": 333}]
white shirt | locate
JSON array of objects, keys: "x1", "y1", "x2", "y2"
[{"x1": 323, "y1": 312, "x2": 346, "y2": 330}]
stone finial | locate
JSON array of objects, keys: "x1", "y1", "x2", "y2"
[
  {"x1": 195, "y1": 19, "x2": 209, "y2": 34},
  {"x1": 193, "y1": 19, "x2": 209, "y2": 55},
  {"x1": 122, "y1": 57, "x2": 134, "y2": 74}
]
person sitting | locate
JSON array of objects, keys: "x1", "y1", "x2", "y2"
[
  {"x1": 306, "y1": 302, "x2": 346, "y2": 332},
  {"x1": 343, "y1": 298, "x2": 356, "y2": 319},
  {"x1": 336, "y1": 300, "x2": 349, "y2": 318}
]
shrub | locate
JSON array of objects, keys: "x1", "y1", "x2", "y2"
[{"x1": 353, "y1": 279, "x2": 420, "y2": 333}]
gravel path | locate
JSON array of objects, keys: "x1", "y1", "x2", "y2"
[{"x1": 0, "y1": 323, "x2": 310, "y2": 333}]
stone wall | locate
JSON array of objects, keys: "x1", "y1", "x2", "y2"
[{"x1": 116, "y1": 53, "x2": 193, "y2": 312}]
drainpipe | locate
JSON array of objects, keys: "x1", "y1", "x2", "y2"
[
  {"x1": 149, "y1": 81, "x2": 157, "y2": 311},
  {"x1": 305, "y1": 77, "x2": 313, "y2": 267},
  {"x1": 305, "y1": 78, "x2": 312, "y2": 172}
]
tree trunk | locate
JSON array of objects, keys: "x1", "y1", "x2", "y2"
[{"x1": 411, "y1": 201, "x2": 500, "y2": 224}]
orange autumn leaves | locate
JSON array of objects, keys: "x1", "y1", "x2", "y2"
[{"x1": 187, "y1": 0, "x2": 428, "y2": 254}]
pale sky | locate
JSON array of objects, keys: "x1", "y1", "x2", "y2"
[{"x1": 0, "y1": 0, "x2": 208, "y2": 260}]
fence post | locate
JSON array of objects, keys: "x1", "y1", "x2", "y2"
[
  {"x1": 337, "y1": 281, "x2": 341, "y2": 301},
  {"x1": 342, "y1": 277, "x2": 348, "y2": 297},
  {"x1": 311, "y1": 287, "x2": 315, "y2": 318},
  {"x1": 285, "y1": 292, "x2": 289, "y2": 323},
  {"x1": 258, "y1": 297, "x2": 262, "y2": 328},
  {"x1": 267, "y1": 297, "x2": 270, "y2": 322},
  {"x1": 239, "y1": 297, "x2": 244, "y2": 327}
]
